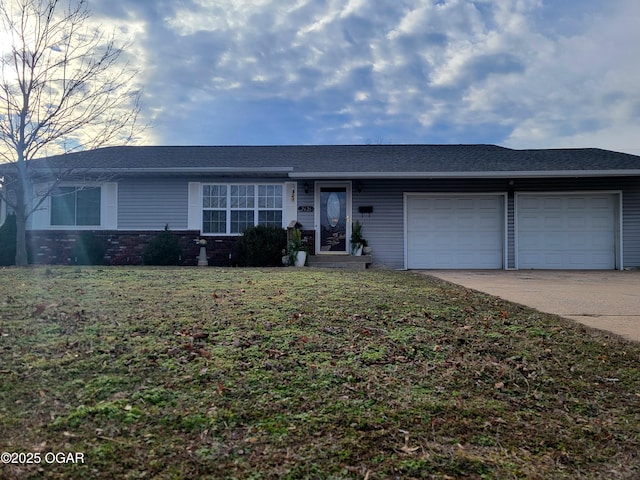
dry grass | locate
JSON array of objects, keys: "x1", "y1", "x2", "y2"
[{"x1": 0, "y1": 266, "x2": 639, "y2": 479}]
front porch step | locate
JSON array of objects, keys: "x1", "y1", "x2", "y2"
[{"x1": 307, "y1": 254, "x2": 372, "y2": 270}]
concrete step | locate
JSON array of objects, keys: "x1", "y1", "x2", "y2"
[{"x1": 307, "y1": 255, "x2": 372, "y2": 269}]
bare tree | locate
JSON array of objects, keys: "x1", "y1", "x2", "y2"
[{"x1": 0, "y1": 0, "x2": 142, "y2": 265}]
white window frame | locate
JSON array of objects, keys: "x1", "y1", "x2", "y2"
[
  {"x1": 29, "y1": 182, "x2": 118, "y2": 230},
  {"x1": 200, "y1": 183, "x2": 286, "y2": 235},
  {"x1": 50, "y1": 185, "x2": 102, "y2": 227},
  {"x1": 0, "y1": 195, "x2": 6, "y2": 226}
]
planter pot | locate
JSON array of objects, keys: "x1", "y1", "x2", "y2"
[
  {"x1": 352, "y1": 244, "x2": 363, "y2": 256},
  {"x1": 294, "y1": 251, "x2": 307, "y2": 267}
]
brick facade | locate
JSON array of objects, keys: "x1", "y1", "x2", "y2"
[
  {"x1": 23, "y1": 228, "x2": 316, "y2": 266},
  {"x1": 300, "y1": 230, "x2": 315, "y2": 256},
  {"x1": 25, "y1": 230, "x2": 241, "y2": 266}
]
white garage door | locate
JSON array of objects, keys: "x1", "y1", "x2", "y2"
[
  {"x1": 406, "y1": 195, "x2": 504, "y2": 269},
  {"x1": 517, "y1": 194, "x2": 617, "y2": 269}
]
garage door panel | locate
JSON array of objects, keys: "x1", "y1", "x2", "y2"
[
  {"x1": 544, "y1": 216, "x2": 564, "y2": 228},
  {"x1": 567, "y1": 216, "x2": 587, "y2": 229},
  {"x1": 591, "y1": 232, "x2": 614, "y2": 248},
  {"x1": 592, "y1": 216, "x2": 614, "y2": 229},
  {"x1": 456, "y1": 198, "x2": 475, "y2": 209},
  {"x1": 543, "y1": 197, "x2": 563, "y2": 209},
  {"x1": 518, "y1": 215, "x2": 540, "y2": 230},
  {"x1": 407, "y1": 195, "x2": 504, "y2": 269},
  {"x1": 517, "y1": 194, "x2": 616, "y2": 269},
  {"x1": 567, "y1": 198, "x2": 586, "y2": 209}
]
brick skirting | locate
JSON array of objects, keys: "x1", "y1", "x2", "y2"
[{"x1": 25, "y1": 230, "x2": 241, "y2": 266}]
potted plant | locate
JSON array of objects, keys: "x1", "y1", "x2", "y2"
[
  {"x1": 287, "y1": 228, "x2": 307, "y2": 267},
  {"x1": 350, "y1": 220, "x2": 368, "y2": 256}
]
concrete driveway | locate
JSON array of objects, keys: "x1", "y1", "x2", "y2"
[{"x1": 424, "y1": 270, "x2": 640, "y2": 343}]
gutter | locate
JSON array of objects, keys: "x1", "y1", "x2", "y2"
[
  {"x1": 18, "y1": 166, "x2": 295, "y2": 178},
  {"x1": 288, "y1": 169, "x2": 640, "y2": 179},
  {"x1": 105, "y1": 167, "x2": 295, "y2": 174},
  {"x1": 9, "y1": 166, "x2": 640, "y2": 179}
]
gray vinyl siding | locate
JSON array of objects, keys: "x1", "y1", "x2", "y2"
[
  {"x1": 297, "y1": 187, "x2": 315, "y2": 227},
  {"x1": 353, "y1": 180, "x2": 406, "y2": 269},
  {"x1": 293, "y1": 176, "x2": 640, "y2": 270},
  {"x1": 118, "y1": 176, "x2": 292, "y2": 231},
  {"x1": 118, "y1": 178, "x2": 189, "y2": 230},
  {"x1": 298, "y1": 179, "x2": 507, "y2": 269},
  {"x1": 510, "y1": 177, "x2": 640, "y2": 269},
  {"x1": 114, "y1": 176, "x2": 640, "y2": 269},
  {"x1": 350, "y1": 179, "x2": 510, "y2": 269},
  {"x1": 622, "y1": 181, "x2": 640, "y2": 267},
  {"x1": 507, "y1": 192, "x2": 515, "y2": 269}
]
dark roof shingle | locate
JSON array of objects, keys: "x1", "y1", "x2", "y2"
[{"x1": 21, "y1": 144, "x2": 640, "y2": 178}]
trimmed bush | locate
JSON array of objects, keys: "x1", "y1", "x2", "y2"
[
  {"x1": 73, "y1": 232, "x2": 106, "y2": 265},
  {"x1": 143, "y1": 225, "x2": 183, "y2": 265},
  {"x1": 0, "y1": 213, "x2": 17, "y2": 265},
  {"x1": 236, "y1": 225, "x2": 287, "y2": 267}
]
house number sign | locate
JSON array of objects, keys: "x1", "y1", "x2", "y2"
[{"x1": 298, "y1": 206, "x2": 314, "y2": 212}]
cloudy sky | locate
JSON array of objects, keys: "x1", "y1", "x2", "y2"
[{"x1": 89, "y1": 0, "x2": 640, "y2": 154}]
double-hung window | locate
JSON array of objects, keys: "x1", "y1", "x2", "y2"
[
  {"x1": 202, "y1": 184, "x2": 283, "y2": 234},
  {"x1": 50, "y1": 186, "x2": 101, "y2": 226}
]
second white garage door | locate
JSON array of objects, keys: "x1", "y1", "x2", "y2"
[
  {"x1": 517, "y1": 194, "x2": 618, "y2": 269},
  {"x1": 406, "y1": 195, "x2": 505, "y2": 269}
]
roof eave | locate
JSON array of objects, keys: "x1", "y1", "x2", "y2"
[
  {"x1": 25, "y1": 166, "x2": 295, "y2": 177},
  {"x1": 289, "y1": 170, "x2": 640, "y2": 179},
  {"x1": 15, "y1": 167, "x2": 640, "y2": 180}
]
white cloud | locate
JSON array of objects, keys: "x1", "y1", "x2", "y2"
[
  {"x1": 75, "y1": 0, "x2": 640, "y2": 153},
  {"x1": 500, "y1": 0, "x2": 640, "y2": 152}
]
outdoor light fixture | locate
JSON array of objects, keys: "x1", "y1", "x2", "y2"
[
  {"x1": 356, "y1": 182, "x2": 363, "y2": 193},
  {"x1": 304, "y1": 182, "x2": 310, "y2": 194}
]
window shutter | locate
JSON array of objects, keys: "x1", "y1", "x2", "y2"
[
  {"x1": 188, "y1": 182, "x2": 202, "y2": 231},
  {"x1": 30, "y1": 183, "x2": 51, "y2": 230},
  {"x1": 102, "y1": 183, "x2": 118, "y2": 229},
  {"x1": 283, "y1": 182, "x2": 298, "y2": 228}
]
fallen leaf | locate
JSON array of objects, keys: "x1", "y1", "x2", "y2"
[
  {"x1": 197, "y1": 349, "x2": 211, "y2": 358},
  {"x1": 400, "y1": 445, "x2": 420, "y2": 454}
]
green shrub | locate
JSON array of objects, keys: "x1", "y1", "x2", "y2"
[
  {"x1": 143, "y1": 225, "x2": 183, "y2": 265},
  {"x1": 236, "y1": 225, "x2": 287, "y2": 267},
  {"x1": 0, "y1": 213, "x2": 17, "y2": 265},
  {"x1": 73, "y1": 232, "x2": 106, "y2": 265}
]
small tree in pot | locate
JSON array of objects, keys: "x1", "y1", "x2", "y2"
[{"x1": 287, "y1": 228, "x2": 307, "y2": 267}]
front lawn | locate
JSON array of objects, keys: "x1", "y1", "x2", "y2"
[{"x1": 0, "y1": 267, "x2": 638, "y2": 479}]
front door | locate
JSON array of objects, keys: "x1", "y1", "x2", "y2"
[{"x1": 316, "y1": 183, "x2": 351, "y2": 254}]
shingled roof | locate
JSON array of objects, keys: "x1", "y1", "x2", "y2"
[{"x1": 17, "y1": 144, "x2": 640, "y2": 179}]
